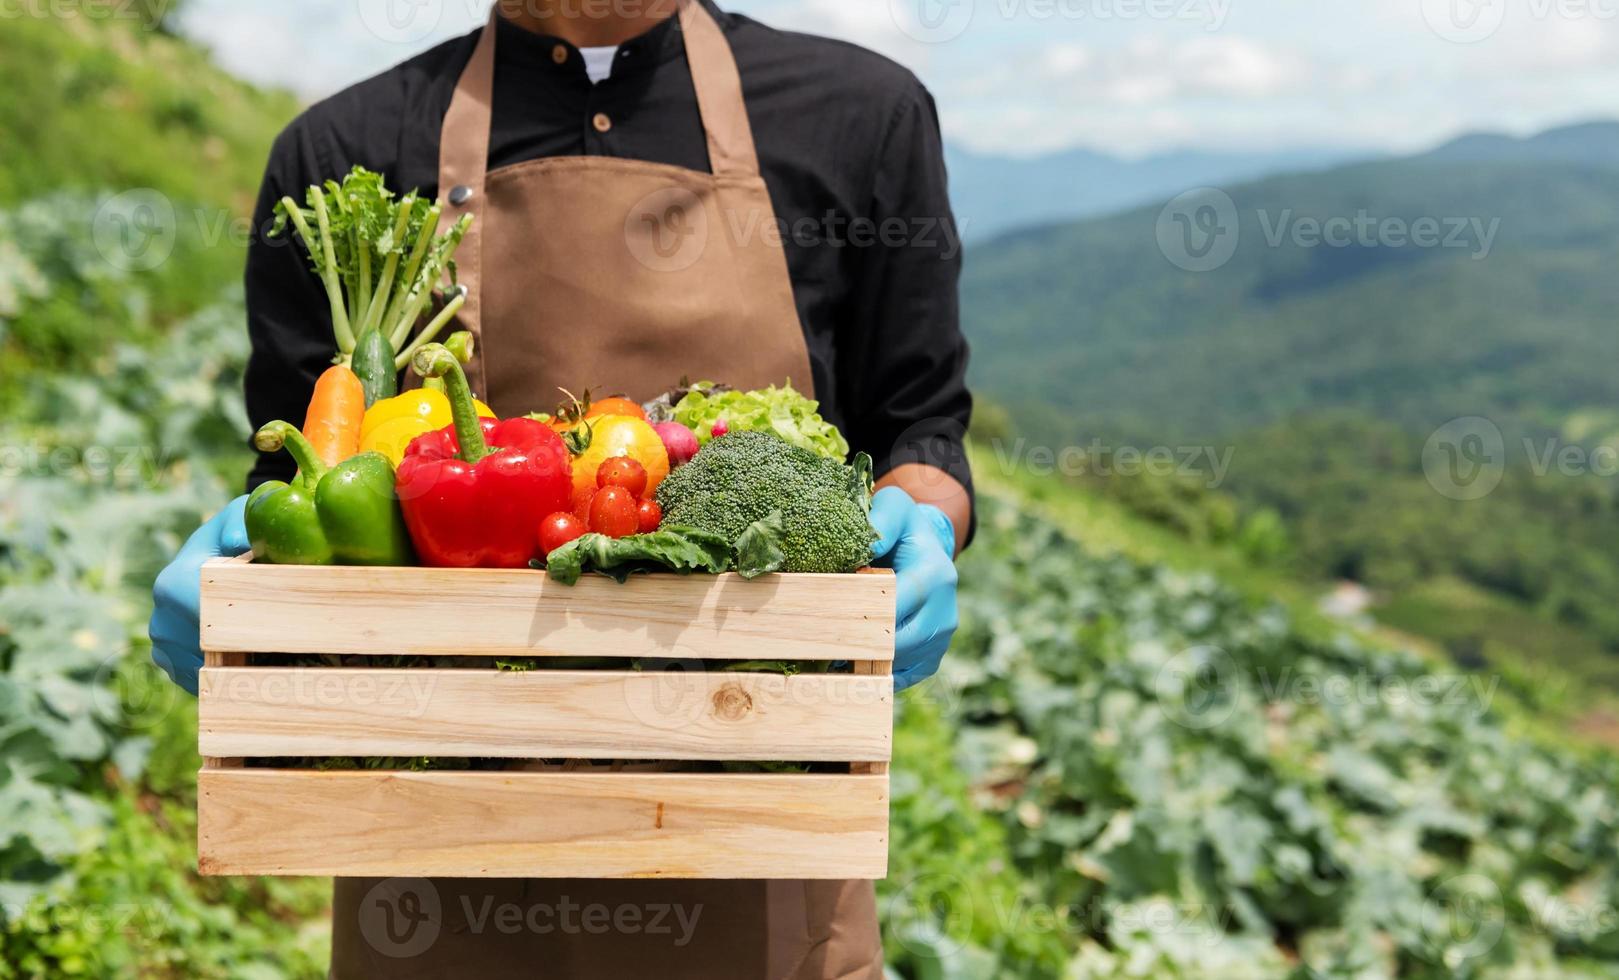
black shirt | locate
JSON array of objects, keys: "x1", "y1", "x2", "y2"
[{"x1": 244, "y1": 1, "x2": 973, "y2": 518}]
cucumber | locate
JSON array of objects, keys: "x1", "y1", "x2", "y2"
[{"x1": 352, "y1": 328, "x2": 398, "y2": 408}]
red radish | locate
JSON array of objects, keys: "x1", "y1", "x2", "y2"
[
  {"x1": 652, "y1": 421, "x2": 701, "y2": 467},
  {"x1": 710, "y1": 417, "x2": 729, "y2": 439}
]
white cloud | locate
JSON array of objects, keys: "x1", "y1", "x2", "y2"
[
  {"x1": 734, "y1": 0, "x2": 936, "y2": 71},
  {"x1": 176, "y1": 0, "x2": 1619, "y2": 158}
]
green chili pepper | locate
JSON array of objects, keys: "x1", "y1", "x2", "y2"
[{"x1": 246, "y1": 421, "x2": 413, "y2": 566}]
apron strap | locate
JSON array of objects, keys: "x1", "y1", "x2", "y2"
[
  {"x1": 678, "y1": 0, "x2": 761, "y2": 178},
  {"x1": 436, "y1": 10, "x2": 496, "y2": 391},
  {"x1": 435, "y1": 0, "x2": 760, "y2": 384}
]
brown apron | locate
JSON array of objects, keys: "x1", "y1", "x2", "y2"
[{"x1": 329, "y1": 3, "x2": 882, "y2": 977}]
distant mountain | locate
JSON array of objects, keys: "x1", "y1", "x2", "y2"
[
  {"x1": 1421, "y1": 120, "x2": 1619, "y2": 167},
  {"x1": 959, "y1": 120, "x2": 1619, "y2": 447},
  {"x1": 946, "y1": 144, "x2": 1369, "y2": 242}
]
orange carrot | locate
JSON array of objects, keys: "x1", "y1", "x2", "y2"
[{"x1": 301, "y1": 365, "x2": 366, "y2": 468}]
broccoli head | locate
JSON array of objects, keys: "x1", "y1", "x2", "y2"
[{"x1": 655, "y1": 431, "x2": 877, "y2": 574}]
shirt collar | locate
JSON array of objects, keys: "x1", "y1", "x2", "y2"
[{"x1": 492, "y1": 1, "x2": 728, "y2": 78}]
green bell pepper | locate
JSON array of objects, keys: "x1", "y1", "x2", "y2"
[{"x1": 246, "y1": 421, "x2": 413, "y2": 566}]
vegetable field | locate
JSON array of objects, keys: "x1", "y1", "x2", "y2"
[{"x1": 887, "y1": 494, "x2": 1619, "y2": 978}]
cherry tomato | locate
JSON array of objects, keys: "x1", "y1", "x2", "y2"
[
  {"x1": 596, "y1": 456, "x2": 649, "y2": 498},
  {"x1": 572, "y1": 485, "x2": 596, "y2": 523},
  {"x1": 589, "y1": 486, "x2": 640, "y2": 539},
  {"x1": 637, "y1": 499, "x2": 663, "y2": 534},
  {"x1": 538, "y1": 511, "x2": 587, "y2": 558}
]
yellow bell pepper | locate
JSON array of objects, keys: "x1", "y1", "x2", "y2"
[{"x1": 360, "y1": 389, "x2": 495, "y2": 465}]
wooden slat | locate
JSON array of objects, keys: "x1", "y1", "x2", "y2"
[
  {"x1": 197, "y1": 769, "x2": 889, "y2": 879},
  {"x1": 199, "y1": 668, "x2": 893, "y2": 761},
  {"x1": 201, "y1": 652, "x2": 247, "y2": 769},
  {"x1": 200, "y1": 561, "x2": 894, "y2": 661},
  {"x1": 849, "y1": 660, "x2": 892, "y2": 775}
]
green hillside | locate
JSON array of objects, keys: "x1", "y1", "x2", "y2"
[
  {"x1": 962, "y1": 125, "x2": 1619, "y2": 704},
  {"x1": 0, "y1": 8, "x2": 299, "y2": 406},
  {"x1": 0, "y1": 9, "x2": 291, "y2": 210},
  {"x1": 963, "y1": 138, "x2": 1619, "y2": 447}
]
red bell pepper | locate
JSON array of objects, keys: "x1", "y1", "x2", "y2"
[{"x1": 395, "y1": 344, "x2": 573, "y2": 568}]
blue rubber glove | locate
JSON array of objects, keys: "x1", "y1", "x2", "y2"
[
  {"x1": 149, "y1": 496, "x2": 250, "y2": 696},
  {"x1": 870, "y1": 486, "x2": 959, "y2": 691}
]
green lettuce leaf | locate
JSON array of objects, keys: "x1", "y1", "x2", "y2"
[
  {"x1": 671, "y1": 381, "x2": 850, "y2": 460},
  {"x1": 735, "y1": 510, "x2": 786, "y2": 579},
  {"x1": 538, "y1": 525, "x2": 732, "y2": 585}
]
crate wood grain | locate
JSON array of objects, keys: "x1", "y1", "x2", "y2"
[
  {"x1": 199, "y1": 667, "x2": 893, "y2": 761},
  {"x1": 197, "y1": 559, "x2": 896, "y2": 880},
  {"x1": 197, "y1": 768, "x2": 889, "y2": 879},
  {"x1": 199, "y1": 558, "x2": 894, "y2": 661}
]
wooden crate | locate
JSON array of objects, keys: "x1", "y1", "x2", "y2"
[{"x1": 195, "y1": 554, "x2": 895, "y2": 880}]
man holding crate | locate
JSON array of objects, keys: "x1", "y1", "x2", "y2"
[{"x1": 150, "y1": 0, "x2": 971, "y2": 975}]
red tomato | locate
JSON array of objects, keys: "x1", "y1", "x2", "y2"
[
  {"x1": 538, "y1": 511, "x2": 586, "y2": 558},
  {"x1": 589, "y1": 486, "x2": 640, "y2": 539},
  {"x1": 596, "y1": 456, "x2": 649, "y2": 498},
  {"x1": 637, "y1": 499, "x2": 663, "y2": 534},
  {"x1": 571, "y1": 485, "x2": 596, "y2": 523}
]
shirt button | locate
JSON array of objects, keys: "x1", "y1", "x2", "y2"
[
  {"x1": 592, "y1": 112, "x2": 613, "y2": 133},
  {"x1": 552, "y1": 44, "x2": 568, "y2": 65}
]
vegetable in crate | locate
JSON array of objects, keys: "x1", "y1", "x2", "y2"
[
  {"x1": 667, "y1": 381, "x2": 849, "y2": 461},
  {"x1": 396, "y1": 344, "x2": 573, "y2": 568},
  {"x1": 548, "y1": 395, "x2": 671, "y2": 497},
  {"x1": 654, "y1": 431, "x2": 878, "y2": 575},
  {"x1": 360, "y1": 386, "x2": 496, "y2": 466},
  {"x1": 272, "y1": 166, "x2": 473, "y2": 394},
  {"x1": 541, "y1": 526, "x2": 732, "y2": 585},
  {"x1": 245, "y1": 422, "x2": 412, "y2": 566},
  {"x1": 301, "y1": 365, "x2": 365, "y2": 468}
]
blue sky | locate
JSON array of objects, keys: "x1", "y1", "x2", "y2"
[{"x1": 181, "y1": 0, "x2": 1619, "y2": 157}]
